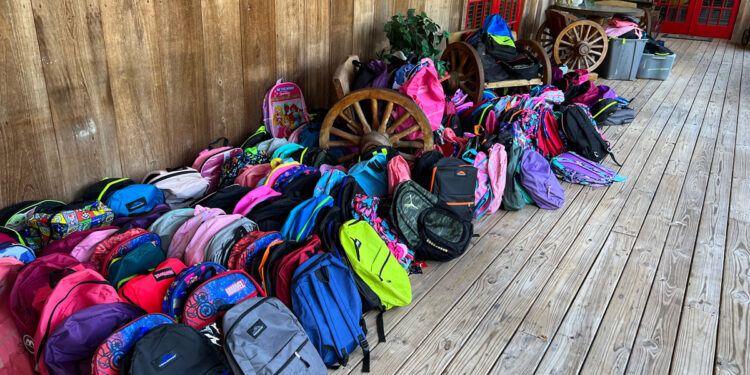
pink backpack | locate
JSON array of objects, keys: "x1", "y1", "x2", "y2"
[
  {"x1": 488, "y1": 144, "x2": 508, "y2": 214},
  {"x1": 183, "y1": 214, "x2": 243, "y2": 265},
  {"x1": 233, "y1": 186, "x2": 281, "y2": 216},
  {"x1": 0, "y1": 258, "x2": 34, "y2": 375},
  {"x1": 262, "y1": 162, "x2": 301, "y2": 188},
  {"x1": 192, "y1": 138, "x2": 243, "y2": 193},
  {"x1": 470, "y1": 151, "x2": 492, "y2": 219},
  {"x1": 34, "y1": 269, "x2": 120, "y2": 375},
  {"x1": 166, "y1": 206, "x2": 225, "y2": 260},
  {"x1": 69, "y1": 227, "x2": 120, "y2": 262},
  {"x1": 387, "y1": 155, "x2": 411, "y2": 195},
  {"x1": 235, "y1": 163, "x2": 273, "y2": 188},
  {"x1": 263, "y1": 79, "x2": 310, "y2": 138},
  {"x1": 393, "y1": 58, "x2": 446, "y2": 140},
  {"x1": 10, "y1": 253, "x2": 86, "y2": 341}
]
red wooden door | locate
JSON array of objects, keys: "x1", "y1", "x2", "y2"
[
  {"x1": 688, "y1": 0, "x2": 741, "y2": 38},
  {"x1": 656, "y1": 0, "x2": 740, "y2": 38},
  {"x1": 465, "y1": 0, "x2": 524, "y2": 32}
]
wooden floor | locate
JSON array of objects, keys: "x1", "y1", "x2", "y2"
[{"x1": 332, "y1": 38, "x2": 750, "y2": 375}]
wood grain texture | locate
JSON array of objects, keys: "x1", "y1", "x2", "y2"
[
  {"x1": 30, "y1": 0, "x2": 123, "y2": 195},
  {"x1": 0, "y1": 0, "x2": 64, "y2": 203},
  {"x1": 303, "y1": 0, "x2": 330, "y2": 108},
  {"x1": 201, "y1": 0, "x2": 246, "y2": 144}
]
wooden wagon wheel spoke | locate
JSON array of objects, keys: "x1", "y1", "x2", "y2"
[
  {"x1": 329, "y1": 140, "x2": 356, "y2": 148},
  {"x1": 386, "y1": 112, "x2": 412, "y2": 134},
  {"x1": 378, "y1": 101, "x2": 394, "y2": 133},
  {"x1": 329, "y1": 127, "x2": 361, "y2": 145},
  {"x1": 559, "y1": 39, "x2": 574, "y2": 47},
  {"x1": 370, "y1": 98, "x2": 378, "y2": 129},
  {"x1": 458, "y1": 54, "x2": 470, "y2": 70},
  {"x1": 590, "y1": 50, "x2": 603, "y2": 57},
  {"x1": 352, "y1": 101, "x2": 372, "y2": 133},
  {"x1": 589, "y1": 36, "x2": 604, "y2": 44},
  {"x1": 336, "y1": 152, "x2": 359, "y2": 164},
  {"x1": 450, "y1": 51, "x2": 457, "y2": 70},
  {"x1": 339, "y1": 111, "x2": 363, "y2": 134},
  {"x1": 440, "y1": 41, "x2": 484, "y2": 104},
  {"x1": 554, "y1": 20, "x2": 608, "y2": 71},
  {"x1": 400, "y1": 153, "x2": 418, "y2": 162},
  {"x1": 393, "y1": 140, "x2": 425, "y2": 148},
  {"x1": 390, "y1": 124, "x2": 421, "y2": 142}
]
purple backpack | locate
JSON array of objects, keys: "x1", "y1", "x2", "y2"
[
  {"x1": 551, "y1": 152, "x2": 626, "y2": 186},
  {"x1": 44, "y1": 303, "x2": 144, "y2": 375},
  {"x1": 519, "y1": 149, "x2": 565, "y2": 209}
]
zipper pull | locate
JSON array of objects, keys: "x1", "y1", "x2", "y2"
[
  {"x1": 294, "y1": 351, "x2": 310, "y2": 368},
  {"x1": 547, "y1": 186, "x2": 551, "y2": 199}
]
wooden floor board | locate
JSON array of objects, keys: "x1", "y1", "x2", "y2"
[{"x1": 326, "y1": 38, "x2": 748, "y2": 375}]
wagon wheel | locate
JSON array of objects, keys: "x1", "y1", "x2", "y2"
[
  {"x1": 516, "y1": 39, "x2": 553, "y2": 85},
  {"x1": 743, "y1": 28, "x2": 750, "y2": 46},
  {"x1": 441, "y1": 41, "x2": 485, "y2": 105},
  {"x1": 319, "y1": 88, "x2": 434, "y2": 163},
  {"x1": 536, "y1": 21, "x2": 555, "y2": 56},
  {"x1": 553, "y1": 20, "x2": 609, "y2": 71},
  {"x1": 638, "y1": 9, "x2": 651, "y2": 34}
]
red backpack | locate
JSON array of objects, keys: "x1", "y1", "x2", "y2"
[
  {"x1": 34, "y1": 269, "x2": 120, "y2": 375},
  {"x1": 274, "y1": 235, "x2": 323, "y2": 308},
  {"x1": 88, "y1": 228, "x2": 160, "y2": 274},
  {"x1": 535, "y1": 106, "x2": 565, "y2": 159},
  {"x1": 119, "y1": 258, "x2": 187, "y2": 313},
  {"x1": 9, "y1": 253, "x2": 86, "y2": 342}
]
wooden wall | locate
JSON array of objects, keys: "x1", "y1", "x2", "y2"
[
  {"x1": 0, "y1": 0, "x2": 553, "y2": 208},
  {"x1": 732, "y1": 0, "x2": 749, "y2": 42}
]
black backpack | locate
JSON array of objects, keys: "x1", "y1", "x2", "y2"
[
  {"x1": 191, "y1": 184, "x2": 252, "y2": 213},
  {"x1": 246, "y1": 195, "x2": 305, "y2": 232},
  {"x1": 412, "y1": 150, "x2": 444, "y2": 189},
  {"x1": 561, "y1": 104, "x2": 620, "y2": 165},
  {"x1": 427, "y1": 158, "x2": 478, "y2": 221},
  {"x1": 82, "y1": 177, "x2": 134, "y2": 202},
  {"x1": 122, "y1": 324, "x2": 229, "y2": 375},
  {"x1": 328, "y1": 176, "x2": 365, "y2": 222}
]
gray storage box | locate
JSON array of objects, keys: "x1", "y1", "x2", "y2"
[
  {"x1": 636, "y1": 53, "x2": 676, "y2": 80},
  {"x1": 597, "y1": 38, "x2": 647, "y2": 80}
]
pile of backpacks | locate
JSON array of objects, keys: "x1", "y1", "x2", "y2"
[{"x1": 0, "y1": 66, "x2": 631, "y2": 374}]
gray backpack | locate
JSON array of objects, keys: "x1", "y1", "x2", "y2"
[
  {"x1": 203, "y1": 217, "x2": 257, "y2": 266},
  {"x1": 148, "y1": 208, "x2": 195, "y2": 250},
  {"x1": 222, "y1": 296, "x2": 326, "y2": 375},
  {"x1": 143, "y1": 167, "x2": 210, "y2": 208}
]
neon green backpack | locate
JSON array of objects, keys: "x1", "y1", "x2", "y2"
[{"x1": 339, "y1": 220, "x2": 412, "y2": 310}]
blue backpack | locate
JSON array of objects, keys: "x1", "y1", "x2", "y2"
[
  {"x1": 291, "y1": 253, "x2": 370, "y2": 372},
  {"x1": 280, "y1": 194, "x2": 333, "y2": 241},
  {"x1": 348, "y1": 153, "x2": 388, "y2": 197},
  {"x1": 0, "y1": 242, "x2": 35, "y2": 264},
  {"x1": 105, "y1": 184, "x2": 165, "y2": 217}
]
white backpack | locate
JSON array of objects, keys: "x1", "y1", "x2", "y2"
[{"x1": 142, "y1": 167, "x2": 209, "y2": 208}]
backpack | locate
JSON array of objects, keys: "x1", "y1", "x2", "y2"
[
  {"x1": 182, "y1": 270, "x2": 264, "y2": 330},
  {"x1": 280, "y1": 195, "x2": 334, "y2": 241},
  {"x1": 351, "y1": 195, "x2": 414, "y2": 269},
  {"x1": 81, "y1": 177, "x2": 134, "y2": 203},
  {"x1": 220, "y1": 151, "x2": 270, "y2": 188},
  {"x1": 90, "y1": 228, "x2": 160, "y2": 276},
  {"x1": 293, "y1": 147, "x2": 337, "y2": 168},
  {"x1": 119, "y1": 258, "x2": 188, "y2": 313},
  {"x1": 0, "y1": 243, "x2": 36, "y2": 264},
  {"x1": 339, "y1": 220, "x2": 412, "y2": 308},
  {"x1": 428, "y1": 158, "x2": 478, "y2": 221},
  {"x1": 252, "y1": 241, "x2": 298, "y2": 296},
  {"x1": 183, "y1": 214, "x2": 244, "y2": 266},
  {"x1": 314, "y1": 169, "x2": 346, "y2": 198},
  {"x1": 246, "y1": 195, "x2": 306, "y2": 232},
  {"x1": 192, "y1": 184, "x2": 252, "y2": 213},
  {"x1": 487, "y1": 143, "x2": 508, "y2": 214},
  {"x1": 0, "y1": 258, "x2": 34, "y2": 375},
  {"x1": 464, "y1": 150, "x2": 492, "y2": 219},
  {"x1": 69, "y1": 227, "x2": 120, "y2": 263},
  {"x1": 391, "y1": 181, "x2": 473, "y2": 261},
  {"x1": 263, "y1": 79, "x2": 310, "y2": 138},
  {"x1": 235, "y1": 163, "x2": 272, "y2": 188},
  {"x1": 203, "y1": 217, "x2": 258, "y2": 265},
  {"x1": 162, "y1": 262, "x2": 227, "y2": 321},
  {"x1": 167, "y1": 206, "x2": 225, "y2": 260},
  {"x1": 519, "y1": 149, "x2": 565, "y2": 210},
  {"x1": 502, "y1": 141, "x2": 526, "y2": 211},
  {"x1": 223, "y1": 297, "x2": 326, "y2": 375},
  {"x1": 240, "y1": 125, "x2": 273, "y2": 150},
  {"x1": 111, "y1": 203, "x2": 170, "y2": 230},
  {"x1": 229, "y1": 231, "x2": 284, "y2": 271},
  {"x1": 24, "y1": 200, "x2": 115, "y2": 250},
  {"x1": 0, "y1": 225, "x2": 25, "y2": 244},
  {"x1": 40, "y1": 225, "x2": 117, "y2": 257},
  {"x1": 291, "y1": 253, "x2": 370, "y2": 372},
  {"x1": 91, "y1": 313, "x2": 175, "y2": 375},
  {"x1": 329, "y1": 176, "x2": 365, "y2": 222},
  {"x1": 274, "y1": 236, "x2": 323, "y2": 308},
  {"x1": 33, "y1": 269, "x2": 121, "y2": 374},
  {"x1": 0, "y1": 199, "x2": 65, "y2": 232},
  {"x1": 387, "y1": 155, "x2": 411, "y2": 195},
  {"x1": 272, "y1": 143, "x2": 305, "y2": 160},
  {"x1": 142, "y1": 167, "x2": 210, "y2": 208},
  {"x1": 106, "y1": 242, "x2": 166, "y2": 289},
  {"x1": 551, "y1": 152, "x2": 627, "y2": 186},
  {"x1": 393, "y1": 58, "x2": 445, "y2": 140},
  {"x1": 192, "y1": 138, "x2": 244, "y2": 193},
  {"x1": 536, "y1": 105, "x2": 565, "y2": 159},
  {"x1": 561, "y1": 104, "x2": 620, "y2": 164},
  {"x1": 123, "y1": 324, "x2": 229, "y2": 375},
  {"x1": 412, "y1": 150, "x2": 444, "y2": 190},
  {"x1": 105, "y1": 184, "x2": 165, "y2": 218},
  {"x1": 10, "y1": 253, "x2": 85, "y2": 342},
  {"x1": 44, "y1": 303, "x2": 144, "y2": 375},
  {"x1": 148, "y1": 208, "x2": 195, "y2": 251}
]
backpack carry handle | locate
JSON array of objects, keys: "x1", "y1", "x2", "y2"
[{"x1": 207, "y1": 137, "x2": 229, "y2": 150}]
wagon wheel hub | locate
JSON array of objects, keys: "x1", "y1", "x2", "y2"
[
  {"x1": 361, "y1": 131, "x2": 392, "y2": 153},
  {"x1": 577, "y1": 42, "x2": 591, "y2": 56}
]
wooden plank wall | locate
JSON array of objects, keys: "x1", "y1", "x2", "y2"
[
  {"x1": 0, "y1": 0, "x2": 552, "y2": 208},
  {"x1": 731, "y1": 0, "x2": 749, "y2": 42}
]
